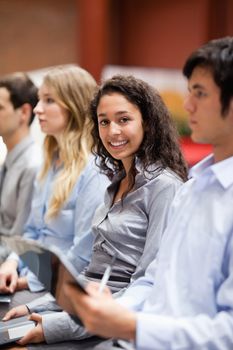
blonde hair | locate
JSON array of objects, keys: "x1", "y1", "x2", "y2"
[{"x1": 39, "y1": 65, "x2": 97, "y2": 218}]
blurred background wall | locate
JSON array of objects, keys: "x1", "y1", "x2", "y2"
[
  {"x1": 1, "y1": 0, "x2": 232, "y2": 79},
  {"x1": 0, "y1": 0, "x2": 232, "y2": 165},
  {"x1": 0, "y1": 0, "x2": 77, "y2": 74}
]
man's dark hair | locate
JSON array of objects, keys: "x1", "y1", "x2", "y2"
[
  {"x1": 0, "y1": 72, "x2": 38, "y2": 125},
  {"x1": 183, "y1": 36, "x2": 233, "y2": 115}
]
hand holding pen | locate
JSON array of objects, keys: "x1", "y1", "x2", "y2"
[{"x1": 98, "y1": 253, "x2": 117, "y2": 294}]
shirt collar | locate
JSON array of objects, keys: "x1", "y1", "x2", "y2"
[
  {"x1": 135, "y1": 157, "x2": 164, "y2": 179},
  {"x1": 189, "y1": 153, "x2": 233, "y2": 189},
  {"x1": 109, "y1": 158, "x2": 153, "y2": 194},
  {"x1": 4, "y1": 135, "x2": 34, "y2": 170}
]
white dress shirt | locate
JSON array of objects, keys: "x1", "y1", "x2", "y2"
[{"x1": 119, "y1": 154, "x2": 233, "y2": 350}]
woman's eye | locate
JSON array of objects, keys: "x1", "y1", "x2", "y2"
[
  {"x1": 99, "y1": 119, "x2": 109, "y2": 126},
  {"x1": 45, "y1": 97, "x2": 55, "y2": 104},
  {"x1": 120, "y1": 117, "x2": 129, "y2": 123}
]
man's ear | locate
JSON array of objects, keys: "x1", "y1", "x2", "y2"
[
  {"x1": 229, "y1": 98, "x2": 233, "y2": 116},
  {"x1": 18, "y1": 103, "x2": 32, "y2": 125}
]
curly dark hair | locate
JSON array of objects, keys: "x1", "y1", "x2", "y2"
[
  {"x1": 90, "y1": 75, "x2": 188, "y2": 195},
  {"x1": 183, "y1": 36, "x2": 233, "y2": 116}
]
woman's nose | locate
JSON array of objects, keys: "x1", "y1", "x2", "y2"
[
  {"x1": 109, "y1": 122, "x2": 121, "y2": 135},
  {"x1": 33, "y1": 100, "x2": 43, "y2": 115}
]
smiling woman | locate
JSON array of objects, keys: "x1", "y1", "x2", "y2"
[
  {"x1": 97, "y1": 92, "x2": 144, "y2": 174},
  {"x1": 91, "y1": 75, "x2": 188, "y2": 200}
]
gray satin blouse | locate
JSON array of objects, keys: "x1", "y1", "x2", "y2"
[{"x1": 84, "y1": 165, "x2": 183, "y2": 291}]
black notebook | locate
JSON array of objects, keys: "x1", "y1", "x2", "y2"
[
  {"x1": 0, "y1": 236, "x2": 88, "y2": 345},
  {"x1": 0, "y1": 311, "x2": 55, "y2": 346},
  {"x1": 1, "y1": 235, "x2": 88, "y2": 294}
]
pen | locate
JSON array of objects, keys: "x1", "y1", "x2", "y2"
[{"x1": 98, "y1": 253, "x2": 117, "y2": 294}]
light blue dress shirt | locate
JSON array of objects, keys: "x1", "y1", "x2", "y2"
[
  {"x1": 119, "y1": 154, "x2": 233, "y2": 350},
  {"x1": 20, "y1": 156, "x2": 109, "y2": 291}
]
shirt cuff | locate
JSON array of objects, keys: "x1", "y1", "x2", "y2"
[
  {"x1": 42, "y1": 312, "x2": 88, "y2": 343},
  {"x1": 7, "y1": 252, "x2": 20, "y2": 263},
  {"x1": 20, "y1": 269, "x2": 45, "y2": 292},
  {"x1": 26, "y1": 293, "x2": 55, "y2": 312}
]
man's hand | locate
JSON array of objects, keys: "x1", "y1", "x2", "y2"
[
  {"x1": 2, "y1": 304, "x2": 29, "y2": 321},
  {"x1": 0, "y1": 259, "x2": 18, "y2": 293},
  {"x1": 64, "y1": 282, "x2": 137, "y2": 341},
  {"x1": 16, "y1": 313, "x2": 45, "y2": 345}
]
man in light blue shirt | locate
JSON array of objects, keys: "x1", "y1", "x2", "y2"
[{"x1": 64, "y1": 36, "x2": 233, "y2": 349}]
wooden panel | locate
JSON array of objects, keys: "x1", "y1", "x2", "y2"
[
  {"x1": 226, "y1": 0, "x2": 233, "y2": 34},
  {"x1": 117, "y1": 0, "x2": 210, "y2": 68},
  {"x1": 77, "y1": 0, "x2": 110, "y2": 81}
]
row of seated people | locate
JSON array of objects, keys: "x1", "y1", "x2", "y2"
[
  {"x1": 0, "y1": 65, "x2": 186, "y2": 347},
  {"x1": 1, "y1": 35, "x2": 233, "y2": 349}
]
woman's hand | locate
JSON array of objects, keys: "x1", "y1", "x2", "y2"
[
  {"x1": 2, "y1": 304, "x2": 29, "y2": 321},
  {"x1": 16, "y1": 313, "x2": 45, "y2": 345}
]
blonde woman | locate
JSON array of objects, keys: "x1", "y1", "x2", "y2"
[{"x1": 0, "y1": 65, "x2": 109, "y2": 293}]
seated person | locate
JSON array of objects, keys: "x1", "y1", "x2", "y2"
[
  {"x1": 0, "y1": 72, "x2": 41, "y2": 262},
  {"x1": 3, "y1": 74, "x2": 187, "y2": 345},
  {"x1": 60, "y1": 36, "x2": 233, "y2": 350},
  {"x1": 0, "y1": 65, "x2": 109, "y2": 293}
]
